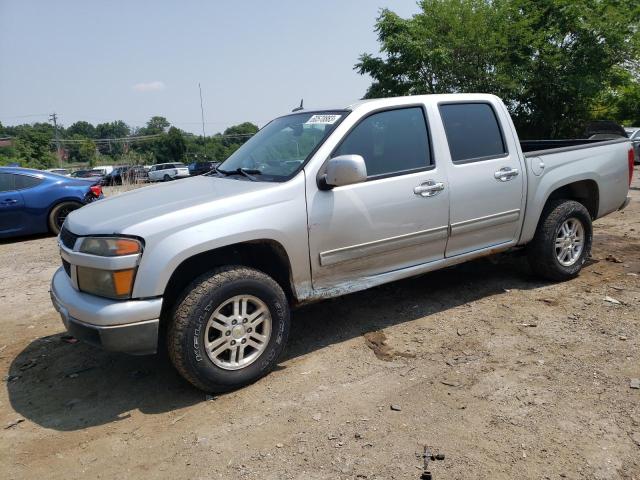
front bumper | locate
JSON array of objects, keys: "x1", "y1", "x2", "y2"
[{"x1": 50, "y1": 267, "x2": 162, "y2": 355}]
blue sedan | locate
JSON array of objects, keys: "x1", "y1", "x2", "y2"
[{"x1": 0, "y1": 167, "x2": 103, "y2": 239}]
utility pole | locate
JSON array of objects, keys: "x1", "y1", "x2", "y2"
[
  {"x1": 49, "y1": 112, "x2": 62, "y2": 167},
  {"x1": 198, "y1": 83, "x2": 208, "y2": 159}
]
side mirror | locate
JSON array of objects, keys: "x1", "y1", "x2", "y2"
[{"x1": 323, "y1": 155, "x2": 367, "y2": 188}]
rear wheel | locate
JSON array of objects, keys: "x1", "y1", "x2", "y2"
[
  {"x1": 163, "y1": 174, "x2": 171, "y2": 182},
  {"x1": 527, "y1": 199, "x2": 592, "y2": 281},
  {"x1": 48, "y1": 201, "x2": 82, "y2": 234},
  {"x1": 167, "y1": 266, "x2": 290, "y2": 392}
]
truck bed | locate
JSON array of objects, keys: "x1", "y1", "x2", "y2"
[{"x1": 520, "y1": 138, "x2": 629, "y2": 156}]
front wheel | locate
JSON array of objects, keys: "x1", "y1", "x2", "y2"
[
  {"x1": 527, "y1": 199, "x2": 593, "y2": 281},
  {"x1": 167, "y1": 266, "x2": 290, "y2": 392},
  {"x1": 48, "y1": 201, "x2": 82, "y2": 234}
]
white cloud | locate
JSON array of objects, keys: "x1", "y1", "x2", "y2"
[{"x1": 132, "y1": 81, "x2": 166, "y2": 92}]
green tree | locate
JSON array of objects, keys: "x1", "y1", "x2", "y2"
[
  {"x1": 141, "y1": 116, "x2": 170, "y2": 135},
  {"x1": 220, "y1": 122, "x2": 258, "y2": 156},
  {"x1": 95, "y1": 120, "x2": 130, "y2": 139},
  {"x1": 95, "y1": 120, "x2": 130, "y2": 156},
  {"x1": 357, "y1": 0, "x2": 640, "y2": 138},
  {"x1": 66, "y1": 121, "x2": 96, "y2": 138},
  {"x1": 79, "y1": 139, "x2": 97, "y2": 166},
  {"x1": 153, "y1": 126, "x2": 186, "y2": 163},
  {"x1": 14, "y1": 128, "x2": 56, "y2": 168}
]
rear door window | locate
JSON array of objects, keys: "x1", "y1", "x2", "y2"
[
  {"x1": 439, "y1": 103, "x2": 507, "y2": 163},
  {"x1": 333, "y1": 107, "x2": 432, "y2": 178},
  {"x1": 14, "y1": 174, "x2": 43, "y2": 190}
]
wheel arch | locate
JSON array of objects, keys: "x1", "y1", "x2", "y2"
[
  {"x1": 542, "y1": 179, "x2": 599, "y2": 220},
  {"x1": 45, "y1": 197, "x2": 85, "y2": 233},
  {"x1": 160, "y1": 239, "x2": 297, "y2": 321},
  {"x1": 521, "y1": 178, "x2": 599, "y2": 244}
]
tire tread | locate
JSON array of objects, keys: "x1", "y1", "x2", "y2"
[
  {"x1": 527, "y1": 199, "x2": 592, "y2": 281},
  {"x1": 167, "y1": 265, "x2": 287, "y2": 392}
]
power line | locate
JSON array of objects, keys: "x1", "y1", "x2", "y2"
[{"x1": 0, "y1": 113, "x2": 49, "y2": 119}]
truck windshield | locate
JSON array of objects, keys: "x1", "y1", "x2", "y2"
[{"x1": 216, "y1": 111, "x2": 347, "y2": 181}]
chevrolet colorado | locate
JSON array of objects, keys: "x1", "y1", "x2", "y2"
[{"x1": 50, "y1": 94, "x2": 634, "y2": 392}]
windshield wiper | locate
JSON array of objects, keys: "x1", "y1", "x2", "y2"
[{"x1": 216, "y1": 167, "x2": 261, "y2": 181}]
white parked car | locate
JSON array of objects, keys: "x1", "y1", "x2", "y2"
[
  {"x1": 91, "y1": 165, "x2": 113, "y2": 176},
  {"x1": 148, "y1": 162, "x2": 190, "y2": 182}
]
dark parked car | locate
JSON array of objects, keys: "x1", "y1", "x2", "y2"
[
  {"x1": 188, "y1": 161, "x2": 219, "y2": 176},
  {"x1": 0, "y1": 167, "x2": 103, "y2": 238},
  {"x1": 101, "y1": 166, "x2": 148, "y2": 186},
  {"x1": 71, "y1": 169, "x2": 104, "y2": 183}
]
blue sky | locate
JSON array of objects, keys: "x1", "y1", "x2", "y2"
[{"x1": 0, "y1": 1, "x2": 420, "y2": 134}]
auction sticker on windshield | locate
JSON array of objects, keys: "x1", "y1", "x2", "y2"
[{"x1": 305, "y1": 114, "x2": 341, "y2": 125}]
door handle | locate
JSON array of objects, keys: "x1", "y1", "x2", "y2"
[
  {"x1": 414, "y1": 181, "x2": 445, "y2": 197},
  {"x1": 0, "y1": 199, "x2": 18, "y2": 205},
  {"x1": 494, "y1": 167, "x2": 519, "y2": 182}
]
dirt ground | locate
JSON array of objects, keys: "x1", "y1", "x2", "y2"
[{"x1": 2, "y1": 172, "x2": 639, "y2": 480}]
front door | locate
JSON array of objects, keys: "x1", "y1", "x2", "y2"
[
  {"x1": 307, "y1": 106, "x2": 449, "y2": 290},
  {"x1": 437, "y1": 102, "x2": 525, "y2": 257},
  {"x1": 0, "y1": 173, "x2": 26, "y2": 236}
]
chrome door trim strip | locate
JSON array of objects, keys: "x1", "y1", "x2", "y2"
[
  {"x1": 319, "y1": 225, "x2": 449, "y2": 267},
  {"x1": 450, "y1": 208, "x2": 521, "y2": 236}
]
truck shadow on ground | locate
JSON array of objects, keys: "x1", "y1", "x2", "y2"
[
  {"x1": 7, "y1": 252, "x2": 557, "y2": 431},
  {"x1": 0, "y1": 232, "x2": 53, "y2": 245}
]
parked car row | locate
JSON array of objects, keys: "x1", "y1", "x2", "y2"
[{"x1": 43, "y1": 161, "x2": 220, "y2": 187}]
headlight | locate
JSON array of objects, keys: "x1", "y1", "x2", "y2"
[
  {"x1": 80, "y1": 237, "x2": 142, "y2": 256},
  {"x1": 75, "y1": 236, "x2": 142, "y2": 299},
  {"x1": 77, "y1": 266, "x2": 136, "y2": 299}
]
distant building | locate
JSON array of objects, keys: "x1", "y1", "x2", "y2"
[{"x1": 0, "y1": 137, "x2": 14, "y2": 148}]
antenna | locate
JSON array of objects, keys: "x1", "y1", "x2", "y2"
[{"x1": 292, "y1": 99, "x2": 304, "y2": 112}]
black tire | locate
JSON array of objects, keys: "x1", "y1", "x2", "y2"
[
  {"x1": 167, "y1": 266, "x2": 290, "y2": 393},
  {"x1": 163, "y1": 174, "x2": 171, "y2": 182},
  {"x1": 48, "y1": 201, "x2": 82, "y2": 234},
  {"x1": 527, "y1": 199, "x2": 593, "y2": 281}
]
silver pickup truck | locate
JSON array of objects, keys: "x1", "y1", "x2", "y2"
[{"x1": 50, "y1": 94, "x2": 634, "y2": 392}]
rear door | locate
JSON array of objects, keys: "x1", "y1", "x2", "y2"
[
  {"x1": 0, "y1": 173, "x2": 26, "y2": 236},
  {"x1": 438, "y1": 101, "x2": 525, "y2": 257}
]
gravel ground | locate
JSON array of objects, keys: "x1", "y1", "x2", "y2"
[{"x1": 1, "y1": 169, "x2": 639, "y2": 480}]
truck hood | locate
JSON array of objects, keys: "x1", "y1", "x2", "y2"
[{"x1": 65, "y1": 175, "x2": 279, "y2": 237}]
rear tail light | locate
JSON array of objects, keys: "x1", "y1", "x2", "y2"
[
  {"x1": 629, "y1": 148, "x2": 635, "y2": 187},
  {"x1": 90, "y1": 184, "x2": 102, "y2": 197}
]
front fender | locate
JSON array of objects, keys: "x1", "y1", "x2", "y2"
[{"x1": 130, "y1": 175, "x2": 311, "y2": 300}]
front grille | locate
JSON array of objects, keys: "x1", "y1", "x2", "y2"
[{"x1": 59, "y1": 226, "x2": 78, "y2": 250}]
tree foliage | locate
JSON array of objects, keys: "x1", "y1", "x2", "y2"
[
  {"x1": 357, "y1": 0, "x2": 640, "y2": 138},
  {"x1": 140, "y1": 116, "x2": 171, "y2": 135},
  {"x1": 67, "y1": 121, "x2": 96, "y2": 138},
  {"x1": 0, "y1": 116, "x2": 259, "y2": 169}
]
